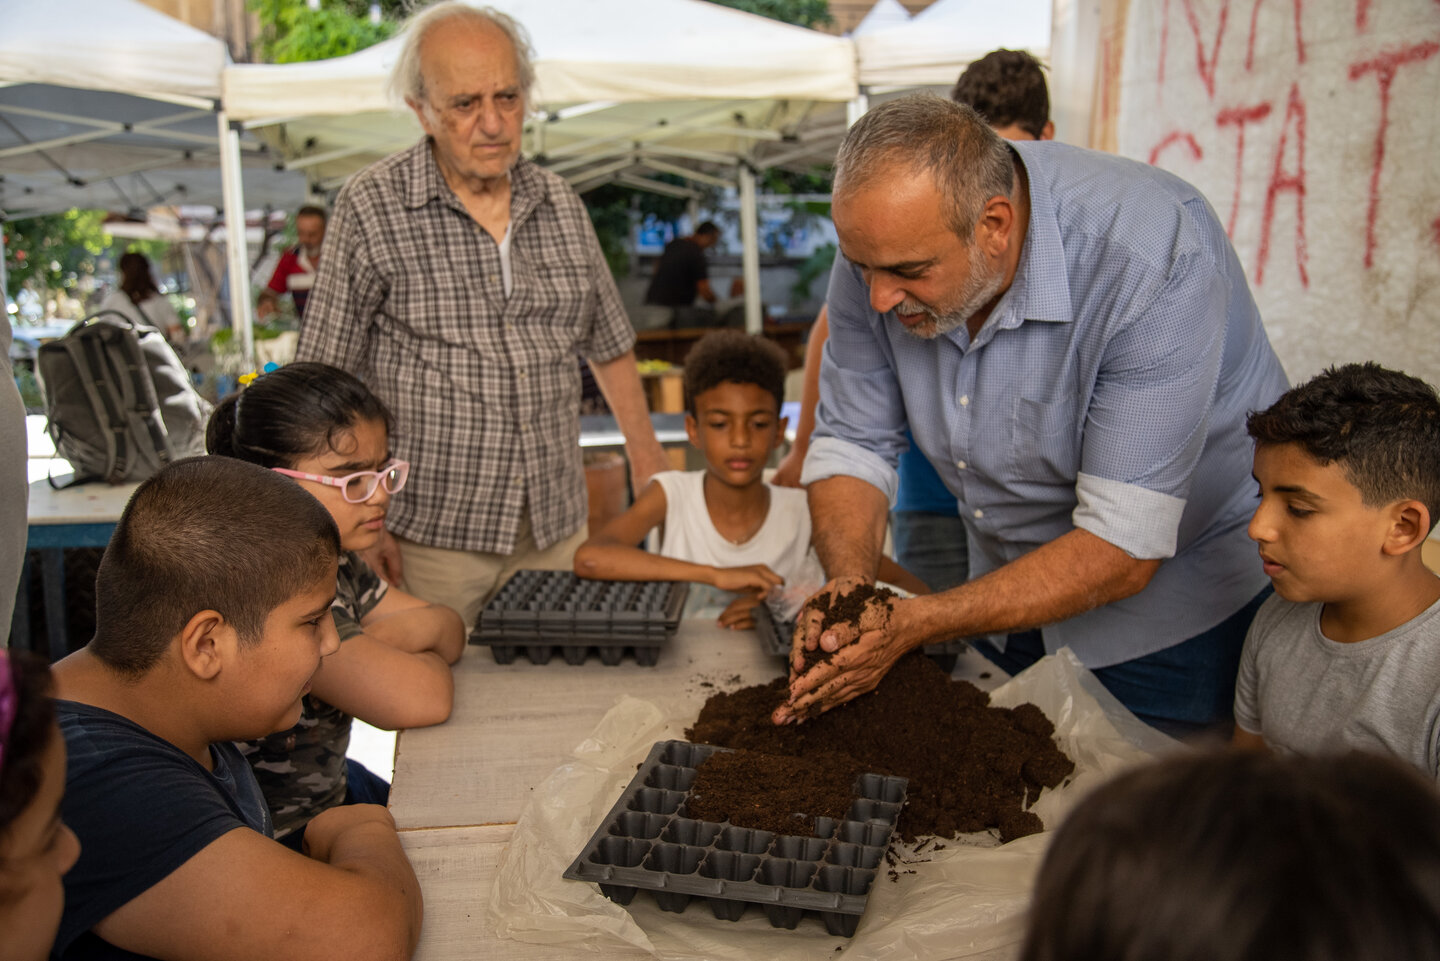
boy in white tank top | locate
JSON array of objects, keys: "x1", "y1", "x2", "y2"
[{"x1": 574, "y1": 330, "x2": 923, "y2": 628}]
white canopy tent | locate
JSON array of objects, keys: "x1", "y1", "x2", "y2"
[
  {"x1": 850, "y1": 0, "x2": 913, "y2": 36},
  {"x1": 856, "y1": 0, "x2": 1053, "y2": 89},
  {"x1": 222, "y1": 0, "x2": 859, "y2": 332},
  {"x1": 0, "y1": 0, "x2": 305, "y2": 361}
]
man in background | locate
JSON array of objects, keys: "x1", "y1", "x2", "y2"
[
  {"x1": 298, "y1": 3, "x2": 665, "y2": 627},
  {"x1": 642, "y1": 221, "x2": 721, "y2": 329},
  {"x1": 258, "y1": 205, "x2": 327, "y2": 321}
]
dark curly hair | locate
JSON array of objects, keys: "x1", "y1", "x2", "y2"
[
  {"x1": 1022, "y1": 750, "x2": 1440, "y2": 961},
  {"x1": 681, "y1": 330, "x2": 789, "y2": 416},
  {"x1": 951, "y1": 49, "x2": 1050, "y2": 140},
  {"x1": 1246, "y1": 362, "x2": 1440, "y2": 530},
  {"x1": 0, "y1": 652, "x2": 57, "y2": 842}
]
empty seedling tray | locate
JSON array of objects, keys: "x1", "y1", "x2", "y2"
[
  {"x1": 754, "y1": 602, "x2": 969, "y2": 673},
  {"x1": 470, "y1": 570, "x2": 688, "y2": 666},
  {"x1": 564, "y1": 739, "x2": 907, "y2": 937}
]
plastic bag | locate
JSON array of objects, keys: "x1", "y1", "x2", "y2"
[{"x1": 488, "y1": 649, "x2": 1177, "y2": 959}]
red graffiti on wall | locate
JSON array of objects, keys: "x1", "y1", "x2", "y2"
[
  {"x1": 1160, "y1": 0, "x2": 1237, "y2": 95},
  {"x1": 1148, "y1": 131, "x2": 1205, "y2": 167},
  {"x1": 1181, "y1": 0, "x2": 1234, "y2": 97},
  {"x1": 1246, "y1": 0, "x2": 1306, "y2": 70},
  {"x1": 1348, "y1": 41, "x2": 1440, "y2": 268},
  {"x1": 1256, "y1": 84, "x2": 1309, "y2": 287},
  {"x1": 1217, "y1": 103, "x2": 1273, "y2": 236},
  {"x1": 1357, "y1": 0, "x2": 1371, "y2": 31},
  {"x1": 1432, "y1": 213, "x2": 1440, "y2": 253}
]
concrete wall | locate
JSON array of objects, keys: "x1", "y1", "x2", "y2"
[{"x1": 1056, "y1": 0, "x2": 1440, "y2": 388}]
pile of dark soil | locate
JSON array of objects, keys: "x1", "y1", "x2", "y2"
[
  {"x1": 685, "y1": 652, "x2": 1074, "y2": 842},
  {"x1": 796, "y1": 583, "x2": 897, "y2": 676},
  {"x1": 686, "y1": 749, "x2": 869, "y2": 837}
]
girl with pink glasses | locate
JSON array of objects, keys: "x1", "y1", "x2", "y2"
[{"x1": 206, "y1": 362, "x2": 464, "y2": 847}]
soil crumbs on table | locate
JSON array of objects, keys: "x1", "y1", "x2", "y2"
[
  {"x1": 687, "y1": 749, "x2": 869, "y2": 836},
  {"x1": 685, "y1": 652, "x2": 1073, "y2": 843}
]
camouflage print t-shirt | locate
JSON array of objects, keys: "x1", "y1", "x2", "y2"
[{"x1": 237, "y1": 551, "x2": 388, "y2": 838}]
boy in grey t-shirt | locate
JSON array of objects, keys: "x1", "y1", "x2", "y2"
[{"x1": 1234, "y1": 363, "x2": 1440, "y2": 780}]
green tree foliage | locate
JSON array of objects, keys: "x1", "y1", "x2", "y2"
[
  {"x1": 250, "y1": 0, "x2": 401, "y2": 63},
  {"x1": 707, "y1": 0, "x2": 833, "y2": 28},
  {"x1": 3, "y1": 211, "x2": 111, "y2": 300}
]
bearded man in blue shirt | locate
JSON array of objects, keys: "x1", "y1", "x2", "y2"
[{"x1": 777, "y1": 94, "x2": 1288, "y2": 738}]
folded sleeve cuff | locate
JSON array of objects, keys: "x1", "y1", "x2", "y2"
[
  {"x1": 1072, "y1": 471, "x2": 1185, "y2": 559},
  {"x1": 800, "y1": 436, "x2": 900, "y2": 507}
]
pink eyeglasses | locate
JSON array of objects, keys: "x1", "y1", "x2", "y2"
[{"x1": 272, "y1": 460, "x2": 410, "y2": 503}]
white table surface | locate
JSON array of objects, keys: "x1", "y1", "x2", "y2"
[
  {"x1": 26, "y1": 476, "x2": 138, "y2": 525},
  {"x1": 389, "y1": 618, "x2": 787, "y2": 831}
]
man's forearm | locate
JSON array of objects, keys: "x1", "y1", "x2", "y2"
[
  {"x1": 590, "y1": 350, "x2": 668, "y2": 486},
  {"x1": 897, "y1": 527, "x2": 1162, "y2": 648},
  {"x1": 808, "y1": 475, "x2": 888, "y2": 581}
]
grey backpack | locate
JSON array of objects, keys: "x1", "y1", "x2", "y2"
[{"x1": 35, "y1": 310, "x2": 211, "y2": 485}]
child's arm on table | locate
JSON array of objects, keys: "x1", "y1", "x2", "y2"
[
  {"x1": 361, "y1": 588, "x2": 465, "y2": 664},
  {"x1": 91, "y1": 806, "x2": 421, "y2": 961},
  {"x1": 574, "y1": 480, "x2": 785, "y2": 595},
  {"x1": 309, "y1": 625, "x2": 455, "y2": 730}
]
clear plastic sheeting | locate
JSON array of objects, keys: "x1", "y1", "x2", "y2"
[{"x1": 488, "y1": 649, "x2": 1177, "y2": 960}]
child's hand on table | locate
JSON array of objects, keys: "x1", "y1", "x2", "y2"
[{"x1": 710, "y1": 564, "x2": 783, "y2": 595}]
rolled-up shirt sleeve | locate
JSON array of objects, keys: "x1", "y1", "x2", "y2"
[
  {"x1": 799, "y1": 256, "x2": 910, "y2": 503},
  {"x1": 1072, "y1": 248, "x2": 1228, "y2": 559}
]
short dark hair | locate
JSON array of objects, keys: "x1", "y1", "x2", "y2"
[
  {"x1": 296, "y1": 205, "x2": 327, "y2": 224},
  {"x1": 952, "y1": 49, "x2": 1050, "y2": 140},
  {"x1": 207, "y1": 362, "x2": 394, "y2": 470},
  {"x1": 694, "y1": 221, "x2": 720, "y2": 238},
  {"x1": 90, "y1": 456, "x2": 340, "y2": 674},
  {"x1": 0, "y1": 652, "x2": 56, "y2": 848},
  {"x1": 834, "y1": 94, "x2": 1015, "y2": 241},
  {"x1": 1247, "y1": 363, "x2": 1440, "y2": 529},
  {"x1": 682, "y1": 329, "x2": 788, "y2": 416},
  {"x1": 1021, "y1": 750, "x2": 1440, "y2": 961}
]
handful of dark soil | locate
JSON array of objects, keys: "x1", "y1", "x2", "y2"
[
  {"x1": 686, "y1": 749, "x2": 869, "y2": 837},
  {"x1": 687, "y1": 652, "x2": 1074, "y2": 842},
  {"x1": 794, "y1": 582, "x2": 898, "y2": 677}
]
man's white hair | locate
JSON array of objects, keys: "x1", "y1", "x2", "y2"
[{"x1": 387, "y1": 2, "x2": 536, "y2": 109}]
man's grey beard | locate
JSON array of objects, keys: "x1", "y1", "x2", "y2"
[
  {"x1": 301, "y1": 244, "x2": 322, "y2": 259},
  {"x1": 899, "y1": 241, "x2": 1005, "y2": 340}
]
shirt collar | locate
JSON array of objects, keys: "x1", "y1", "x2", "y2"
[
  {"x1": 959, "y1": 141, "x2": 1074, "y2": 350},
  {"x1": 400, "y1": 138, "x2": 546, "y2": 228}
]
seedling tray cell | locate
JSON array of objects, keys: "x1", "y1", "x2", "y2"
[
  {"x1": 753, "y1": 602, "x2": 968, "y2": 673},
  {"x1": 564, "y1": 739, "x2": 907, "y2": 938},
  {"x1": 470, "y1": 570, "x2": 688, "y2": 666}
]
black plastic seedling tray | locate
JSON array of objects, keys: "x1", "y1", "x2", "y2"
[
  {"x1": 754, "y1": 602, "x2": 968, "y2": 673},
  {"x1": 564, "y1": 740, "x2": 907, "y2": 937},
  {"x1": 470, "y1": 570, "x2": 688, "y2": 666}
]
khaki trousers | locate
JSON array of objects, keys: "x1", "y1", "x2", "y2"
[{"x1": 395, "y1": 516, "x2": 588, "y2": 632}]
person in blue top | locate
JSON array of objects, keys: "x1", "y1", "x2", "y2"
[{"x1": 777, "y1": 94, "x2": 1289, "y2": 738}]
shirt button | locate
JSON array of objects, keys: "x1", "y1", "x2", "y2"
[
  {"x1": 973, "y1": 509, "x2": 984, "y2": 519},
  {"x1": 489, "y1": 275, "x2": 499, "y2": 284},
  {"x1": 959, "y1": 395, "x2": 970, "y2": 406},
  {"x1": 956, "y1": 460, "x2": 967, "y2": 470},
  {"x1": 513, "y1": 476, "x2": 522, "y2": 485}
]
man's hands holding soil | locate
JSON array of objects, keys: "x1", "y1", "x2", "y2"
[{"x1": 771, "y1": 577, "x2": 918, "y2": 725}]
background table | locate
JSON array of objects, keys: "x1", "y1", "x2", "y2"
[{"x1": 17, "y1": 476, "x2": 138, "y2": 657}]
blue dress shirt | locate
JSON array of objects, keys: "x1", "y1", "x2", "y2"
[{"x1": 803, "y1": 139, "x2": 1289, "y2": 668}]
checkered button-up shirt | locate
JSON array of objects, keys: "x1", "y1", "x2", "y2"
[{"x1": 298, "y1": 141, "x2": 635, "y2": 553}]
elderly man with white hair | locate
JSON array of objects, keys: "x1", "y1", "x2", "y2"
[{"x1": 299, "y1": 2, "x2": 666, "y2": 627}]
